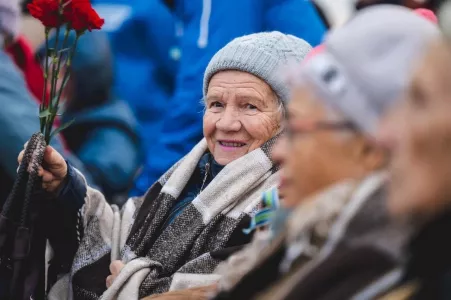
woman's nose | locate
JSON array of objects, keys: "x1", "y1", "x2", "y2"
[{"x1": 216, "y1": 107, "x2": 241, "y2": 132}]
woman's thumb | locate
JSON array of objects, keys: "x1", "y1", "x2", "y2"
[{"x1": 44, "y1": 146, "x2": 63, "y2": 166}]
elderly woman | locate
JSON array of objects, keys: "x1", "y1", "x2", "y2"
[
  {"x1": 18, "y1": 32, "x2": 311, "y2": 299},
  {"x1": 376, "y1": 19, "x2": 451, "y2": 299}
]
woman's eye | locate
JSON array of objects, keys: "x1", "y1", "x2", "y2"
[
  {"x1": 210, "y1": 101, "x2": 223, "y2": 108},
  {"x1": 246, "y1": 104, "x2": 258, "y2": 110}
]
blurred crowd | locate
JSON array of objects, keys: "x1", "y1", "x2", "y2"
[{"x1": 2, "y1": 0, "x2": 451, "y2": 299}]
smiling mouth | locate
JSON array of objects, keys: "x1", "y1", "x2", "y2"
[{"x1": 219, "y1": 141, "x2": 246, "y2": 148}]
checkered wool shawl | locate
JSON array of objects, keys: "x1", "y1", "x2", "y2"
[{"x1": 48, "y1": 137, "x2": 280, "y2": 300}]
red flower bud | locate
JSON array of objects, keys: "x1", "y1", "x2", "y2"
[
  {"x1": 27, "y1": 0, "x2": 63, "y2": 28},
  {"x1": 64, "y1": 0, "x2": 105, "y2": 32}
]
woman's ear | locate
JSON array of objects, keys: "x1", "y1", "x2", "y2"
[
  {"x1": 360, "y1": 139, "x2": 388, "y2": 172},
  {"x1": 350, "y1": 134, "x2": 387, "y2": 172}
]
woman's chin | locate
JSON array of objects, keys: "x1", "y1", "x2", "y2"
[
  {"x1": 213, "y1": 151, "x2": 248, "y2": 165},
  {"x1": 214, "y1": 156, "x2": 237, "y2": 166}
]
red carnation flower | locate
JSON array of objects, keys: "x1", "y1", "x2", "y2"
[
  {"x1": 65, "y1": 0, "x2": 104, "y2": 32},
  {"x1": 27, "y1": 0, "x2": 63, "y2": 28}
]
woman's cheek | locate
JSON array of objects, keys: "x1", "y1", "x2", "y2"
[
  {"x1": 242, "y1": 114, "x2": 278, "y2": 139},
  {"x1": 203, "y1": 112, "x2": 219, "y2": 136}
]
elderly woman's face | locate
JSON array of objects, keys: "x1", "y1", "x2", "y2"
[
  {"x1": 204, "y1": 70, "x2": 281, "y2": 165},
  {"x1": 378, "y1": 39, "x2": 451, "y2": 219},
  {"x1": 272, "y1": 85, "x2": 385, "y2": 207}
]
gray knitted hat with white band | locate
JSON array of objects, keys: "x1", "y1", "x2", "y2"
[
  {"x1": 0, "y1": 0, "x2": 21, "y2": 39},
  {"x1": 203, "y1": 31, "x2": 312, "y2": 105},
  {"x1": 298, "y1": 5, "x2": 439, "y2": 136}
]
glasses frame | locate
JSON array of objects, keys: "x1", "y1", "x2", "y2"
[{"x1": 286, "y1": 120, "x2": 357, "y2": 140}]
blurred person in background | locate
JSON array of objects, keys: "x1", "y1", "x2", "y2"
[
  {"x1": 132, "y1": 0, "x2": 327, "y2": 196},
  {"x1": 313, "y1": 0, "x2": 440, "y2": 29},
  {"x1": 208, "y1": 6, "x2": 438, "y2": 300},
  {"x1": 356, "y1": 0, "x2": 445, "y2": 11},
  {"x1": 0, "y1": 0, "x2": 91, "y2": 204},
  {"x1": 91, "y1": 0, "x2": 178, "y2": 174},
  {"x1": 36, "y1": 31, "x2": 142, "y2": 204},
  {"x1": 0, "y1": 0, "x2": 43, "y2": 203},
  {"x1": 377, "y1": 23, "x2": 451, "y2": 299},
  {"x1": 5, "y1": 32, "x2": 47, "y2": 103},
  {"x1": 19, "y1": 0, "x2": 46, "y2": 50}
]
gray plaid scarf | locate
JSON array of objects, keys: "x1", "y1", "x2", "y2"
[{"x1": 48, "y1": 137, "x2": 280, "y2": 300}]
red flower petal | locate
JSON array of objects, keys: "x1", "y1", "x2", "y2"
[
  {"x1": 27, "y1": 0, "x2": 64, "y2": 28},
  {"x1": 64, "y1": 0, "x2": 104, "y2": 32}
]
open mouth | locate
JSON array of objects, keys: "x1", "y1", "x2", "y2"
[{"x1": 219, "y1": 141, "x2": 246, "y2": 148}]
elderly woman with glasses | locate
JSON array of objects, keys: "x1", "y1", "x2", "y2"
[
  {"x1": 18, "y1": 32, "x2": 312, "y2": 299},
  {"x1": 210, "y1": 5, "x2": 437, "y2": 300}
]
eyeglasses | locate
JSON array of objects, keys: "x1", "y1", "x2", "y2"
[{"x1": 286, "y1": 120, "x2": 357, "y2": 140}]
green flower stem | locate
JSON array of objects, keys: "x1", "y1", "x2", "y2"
[
  {"x1": 51, "y1": 3, "x2": 70, "y2": 99},
  {"x1": 53, "y1": 27, "x2": 70, "y2": 103},
  {"x1": 49, "y1": 26, "x2": 61, "y2": 111},
  {"x1": 52, "y1": 27, "x2": 71, "y2": 110},
  {"x1": 45, "y1": 27, "x2": 69, "y2": 142},
  {"x1": 40, "y1": 28, "x2": 50, "y2": 134},
  {"x1": 45, "y1": 35, "x2": 79, "y2": 145}
]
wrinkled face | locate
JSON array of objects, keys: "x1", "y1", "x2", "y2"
[
  {"x1": 272, "y1": 85, "x2": 384, "y2": 207},
  {"x1": 204, "y1": 70, "x2": 282, "y2": 165},
  {"x1": 377, "y1": 39, "x2": 451, "y2": 219}
]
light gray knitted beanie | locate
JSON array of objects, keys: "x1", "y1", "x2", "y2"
[
  {"x1": 203, "y1": 31, "x2": 312, "y2": 105},
  {"x1": 0, "y1": 0, "x2": 21, "y2": 39},
  {"x1": 298, "y1": 5, "x2": 439, "y2": 136}
]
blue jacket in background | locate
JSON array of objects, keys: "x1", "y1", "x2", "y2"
[
  {"x1": 62, "y1": 99, "x2": 141, "y2": 201},
  {"x1": 131, "y1": 0, "x2": 326, "y2": 195},
  {"x1": 93, "y1": 0, "x2": 178, "y2": 159},
  {"x1": 39, "y1": 31, "x2": 142, "y2": 202}
]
